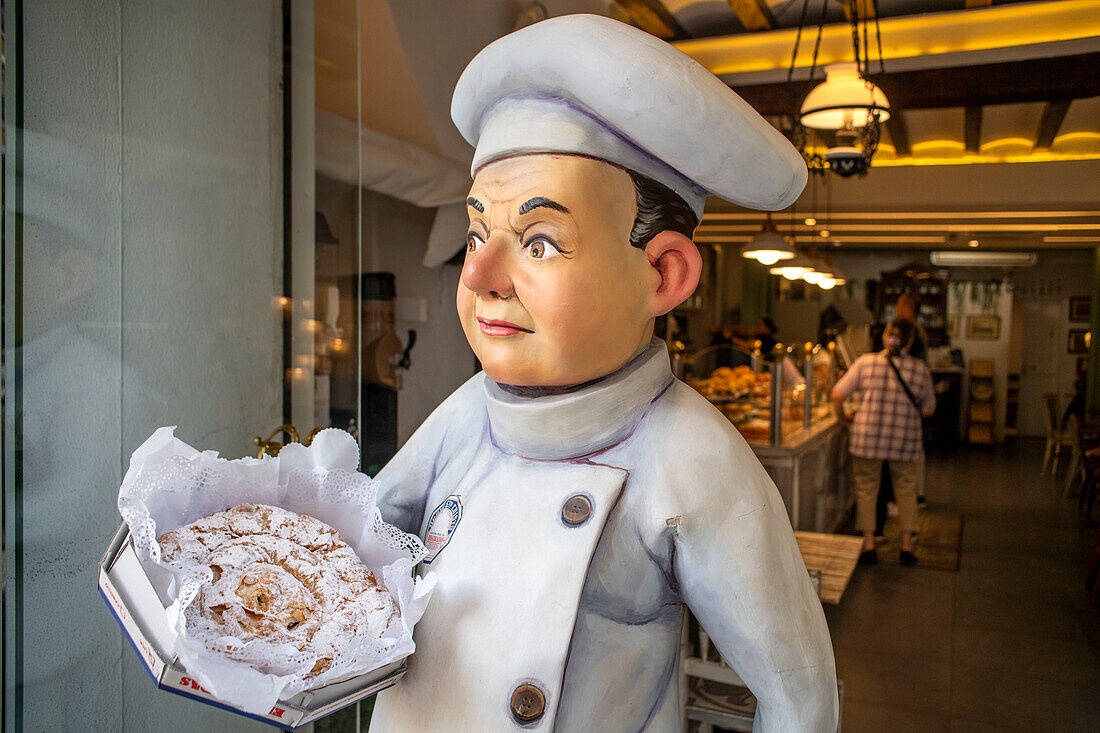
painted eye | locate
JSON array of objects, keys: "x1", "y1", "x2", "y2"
[
  {"x1": 466, "y1": 232, "x2": 485, "y2": 253},
  {"x1": 524, "y1": 237, "x2": 557, "y2": 260}
]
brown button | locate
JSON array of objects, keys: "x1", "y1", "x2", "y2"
[
  {"x1": 561, "y1": 494, "x2": 592, "y2": 526},
  {"x1": 510, "y1": 683, "x2": 546, "y2": 723}
]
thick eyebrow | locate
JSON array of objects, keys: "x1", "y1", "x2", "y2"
[
  {"x1": 466, "y1": 196, "x2": 485, "y2": 213},
  {"x1": 518, "y1": 197, "x2": 570, "y2": 216}
]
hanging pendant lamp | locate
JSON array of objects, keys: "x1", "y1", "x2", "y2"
[
  {"x1": 741, "y1": 214, "x2": 796, "y2": 266},
  {"x1": 800, "y1": 63, "x2": 891, "y2": 131},
  {"x1": 770, "y1": 256, "x2": 815, "y2": 281}
]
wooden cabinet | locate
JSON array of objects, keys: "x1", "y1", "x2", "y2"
[{"x1": 877, "y1": 263, "x2": 950, "y2": 347}]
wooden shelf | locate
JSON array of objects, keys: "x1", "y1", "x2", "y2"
[{"x1": 968, "y1": 359, "x2": 995, "y2": 445}]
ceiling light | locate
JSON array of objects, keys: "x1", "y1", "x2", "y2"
[
  {"x1": 930, "y1": 251, "x2": 1037, "y2": 267},
  {"x1": 818, "y1": 277, "x2": 838, "y2": 290},
  {"x1": 802, "y1": 270, "x2": 824, "y2": 284},
  {"x1": 968, "y1": 239, "x2": 980, "y2": 248},
  {"x1": 804, "y1": 217, "x2": 817, "y2": 226},
  {"x1": 772, "y1": 266, "x2": 808, "y2": 280},
  {"x1": 819, "y1": 229, "x2": 831, "y2": 238},
  {"x1": 770, "y1": 256, "x2": 814, "y2": 280},
  {"x1": 800, "y1": 63, "x2": 891, "y2": 131},
  {"x1": 741, "y1": 230, "x2": 796, "y2": 265}
]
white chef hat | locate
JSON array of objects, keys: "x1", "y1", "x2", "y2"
[{"x1": 450, "y1": 14, "x2": 807, "y2": 218}]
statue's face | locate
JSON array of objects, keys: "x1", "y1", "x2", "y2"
[{"x1": 458, "y1": 154, "x2": 656, "y2": 387}]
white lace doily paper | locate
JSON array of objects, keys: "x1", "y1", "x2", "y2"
[{"x1": 116, "y1": 426, "x2": 435, "y2": 715}]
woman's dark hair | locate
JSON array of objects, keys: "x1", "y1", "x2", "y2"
[
  {"x1": 884, "y1": 318, "x2": 916, "y2": 357},
  {"x1": 626, "y1": 170, "x2": 699, "y2": 249}
]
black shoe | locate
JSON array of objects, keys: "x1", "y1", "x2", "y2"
[
  {"x1": 858, "y1": 549, "x2": 878, "y2": 565},
  {"x1": 899, "y1": 550, "x2": 918, "y2": 566}
]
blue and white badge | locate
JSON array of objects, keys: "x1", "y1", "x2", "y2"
[{"x1": 423, "y1": 495, "x2": 462, "y2": 564}]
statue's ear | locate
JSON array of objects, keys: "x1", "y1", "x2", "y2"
[{"x1": 644, "y1": 231, "x2": 702, "y2": 317}]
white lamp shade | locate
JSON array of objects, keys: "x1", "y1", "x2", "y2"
[
  {"x1": 800, "y1": 63, "x2": 891, "y2": 130},
  {"x1": 741, "y1": 231, "x2": 796, "y2": 265},
  {"x1": 769, "y1": 255, "x2": 814, "y2": 280}
]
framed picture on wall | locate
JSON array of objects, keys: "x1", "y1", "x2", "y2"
[
  {"x1": 1068, "y1": 329, "x2": 1090, "y2": 354},
  {"x1": 1069, "y1": 296, "x2": 1091, "y2": 322},
  {"x1": 966, "y1": 315, "x2": 1001, "y2": 340},
  {"x1": 946, "y1": 316, "x2": 958, "y2": 339}
]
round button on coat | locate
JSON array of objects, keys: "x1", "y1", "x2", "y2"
[
  {"x1": 561, "y1": 495, "x2": 593, "y2": 526},
  {"x1": 510, "y1": 683, "x2": 546, "y2": 722}
]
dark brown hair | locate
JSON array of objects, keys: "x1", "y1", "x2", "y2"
[
  {"x1": 626, "y1": 170, "x2": 699, "y2": 249},
  {"x1": 884, "y1": 318, "x2": 916, "y2": 357}
]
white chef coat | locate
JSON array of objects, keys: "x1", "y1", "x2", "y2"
[{"x1": 369, "y1": 340, "x2": 838, "y2": 732}]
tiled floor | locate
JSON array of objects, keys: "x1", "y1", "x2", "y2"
[{"x1": 824, "y1": 438, "x2": 1100, "y2": 732}]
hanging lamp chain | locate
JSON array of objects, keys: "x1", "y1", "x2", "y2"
[
  {"x1": 848, "y1": 0, "x2": 863, "y2": 77},
  {"x1": 872, "y1": 0, "x2": 885, "y2": 74}
]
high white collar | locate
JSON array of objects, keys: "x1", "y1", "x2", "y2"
[{"x1": 483, "y1": 339, "x2": 675, "y2": 461}]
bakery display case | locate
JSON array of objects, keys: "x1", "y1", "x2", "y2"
[
  {"x1": 686, "y1": 342, "x2": 836, "y2": 446},
  {"x1": 686, "y1": 343, "x2": 851, "y2": 532}
]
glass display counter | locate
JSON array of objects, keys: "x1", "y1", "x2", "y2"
[{"x1": 685, "y1": 343, "x2": 851, "y2": 532}]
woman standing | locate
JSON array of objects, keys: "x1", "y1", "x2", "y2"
[{"x1": 832, "y1": 318, "x2": 936, "y2": 565}]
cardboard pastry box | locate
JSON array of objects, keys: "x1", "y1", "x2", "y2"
[{"x1": 98, "y1": 523, "x2": 406, "y2": 730}]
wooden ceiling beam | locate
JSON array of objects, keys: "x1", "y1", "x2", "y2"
[
  {"x1": 965, "y1": 0, "x2": 993, "y2": 7},
  {"x1": 885, "y1": 112, "x2": 911, "y2": 157},
  {"x1": 965, "y1": 106, "x2": 983, "y2": 154},
  {"x1": 1035, "y1": 100, "x2": 1072, "y2": 150},
  {"x1": 727, "y1": 0, "x2": 777, "y2": 32},
  {"x1": 616, "y1": 0, "x2": 689, "y2": 40},
  {"x1": 842, "y1": 0, "x2": 877, "y2": 20},
  {"x1": 730, "y1": 52, "x2": 1100, "y2": 116}
]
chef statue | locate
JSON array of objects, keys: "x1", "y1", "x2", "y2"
[{"x1": 370, "y1": 14, "x2": 838, "y2": 733}]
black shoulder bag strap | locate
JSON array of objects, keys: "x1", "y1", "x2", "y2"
[{"x1": 886, "y1": 355, "x2": 922, "y2": 413}]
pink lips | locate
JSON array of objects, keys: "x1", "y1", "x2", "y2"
[{"x1": 476, "y1": 317, "x2": 533, "y2": 336}]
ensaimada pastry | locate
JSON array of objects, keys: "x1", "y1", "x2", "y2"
[{"x1": 158, "y1": 503, "x2": 397, "y2": 677}]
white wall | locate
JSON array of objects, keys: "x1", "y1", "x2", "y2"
[
  {"x1": 1011, "y1": 251, "x2": 1094, "y2": 436},
  {"x1": 947, "y1": 280, "x2": 1014, "y2": 442},
  {"x1": 14, "y1": 1, "x2": 283, "y2": 730}
]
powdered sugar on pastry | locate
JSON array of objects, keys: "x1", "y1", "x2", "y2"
[{"x1": 158, "y1": 503, "x2": 398, "y2": 678}]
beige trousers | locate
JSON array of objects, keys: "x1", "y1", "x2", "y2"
[{"x1": 851, "y1": 456, "x2": 920, "y2": 534}]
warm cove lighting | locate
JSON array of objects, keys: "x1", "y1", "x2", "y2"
[
  {"x1": 800, "y1": 63, "x2": 891, "y2": 130},
  {"x1": 674, "y1": 1, "x2": 1100, "y2": 78},
  {"x1": 742, "y1": 231, "x2": 796, "y2": 265}
]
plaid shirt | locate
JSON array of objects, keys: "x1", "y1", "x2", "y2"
[{"x1": 835, "y1": 351, "x2": 936, "y2": 461}]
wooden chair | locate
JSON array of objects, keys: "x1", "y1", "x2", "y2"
[
  {"x1": 680, "y1": 574, "x2": 844, "y2": 732},
  {"x1": 1081, "y1": 455, "x2": 1100, "y2": 524},
  {"x1": 1040, "y1": 393, "x2": 1074, "y2": 477},
  {"x1": 680, "y1": 615, "x2": 755, "y2": 732},
  {"x1": 1064, "y1": 417, "x2": 1100, "y2": 498}
]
